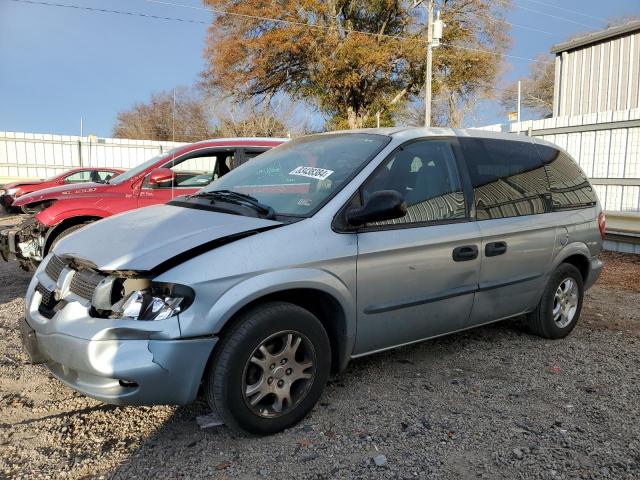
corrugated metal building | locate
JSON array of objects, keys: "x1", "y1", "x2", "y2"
[{"x1": 552, "y1": 20, "x2": 640, "y2": 117}]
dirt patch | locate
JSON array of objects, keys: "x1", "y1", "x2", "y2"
[{"x1": 598, "y1": 250, "x2": 640, "y2": 293}]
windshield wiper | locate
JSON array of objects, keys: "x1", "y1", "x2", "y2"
[{"x1": 188, "y1": 190, "x2": 275, "y2": 219}]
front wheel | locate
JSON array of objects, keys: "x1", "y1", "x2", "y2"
[
  {"x1": 526, "y1": 263, "x2": 584, "y2": 339},
  {"x1": 205, "y1": 302, "x2": 331, "y2": 435},
  {"x1": 49, "y1": 223, "x2": 89, "y2": 253}
]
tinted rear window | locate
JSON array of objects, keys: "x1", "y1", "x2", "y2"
[
  {"x1": 534, "y1": 144, "x2": 598, "y2": 210},
  {"x1": 459, "y1": 138, "x2": 550, "y2": 219}
]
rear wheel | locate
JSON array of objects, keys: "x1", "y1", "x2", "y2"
[
  {"x1": 205, "y1": 302, "x2": 331, "y2": 435},
  {"x1": 526, "y1": 263, "x2": 584, "y2": 339}
]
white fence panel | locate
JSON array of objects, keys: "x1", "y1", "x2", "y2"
[{"x1": 0, "y1": 132, "x2": 186, "y2": 181}]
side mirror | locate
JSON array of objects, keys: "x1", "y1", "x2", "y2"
[
  {"x1": 148, "y1": 168, "x2": 176, "y2": 186},
  {"x1": 346, "y1": 190, "x2": 407, "y2": 227}
]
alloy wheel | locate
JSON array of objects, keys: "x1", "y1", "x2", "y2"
[
  {"x1": 553, "y1": 277, "x2": 579, "y2": 328},
  {"x1": 242, "y1": 331, "x2": 316, "y2": 418}
]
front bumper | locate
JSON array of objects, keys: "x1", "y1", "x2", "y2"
[
  {"x1": 21, "y1": 317, "x2": 216, "y2": 405},
  {"x1": 23, "y1": 268, "x2": 217, "y2": 406}
]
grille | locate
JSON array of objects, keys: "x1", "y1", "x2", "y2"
[
  {"x1": 36, "y1": 283, "x2": 57, "y2": 319},
  {"x1": 45, "y1": 255, "x2": 66, "y2": 282},
  {"x1": 69, "y1": 269, "x2": 104, "y2": 301}
]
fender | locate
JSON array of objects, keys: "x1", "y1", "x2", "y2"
[
  {"x1": 181, "y1": 268, "x2": 357, "y2": 368},
  {"x1": 551, "y1": 241, "x2": 591, "y2": 270},
  {"x1": 37, "y1": 207, "x2": 112, "y2": 228},
  {"x1": 526, "y1": 241, "x2": 592, "y2": 308}
]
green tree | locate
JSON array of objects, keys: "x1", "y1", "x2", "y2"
[{"x1": 201, "y1": 0, "x2": 511, "y2": 128}]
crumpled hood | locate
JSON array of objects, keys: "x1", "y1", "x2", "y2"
[
  {"x1": 54, "y1": 204, "x2": 282, "y2": 271},
  {"x1": 13, "y1": 182, "x2": 105, "y2": 206}
]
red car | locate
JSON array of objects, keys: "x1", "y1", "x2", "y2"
[
  {"x1": 1, "y1": 167, "x2": 123, "y2": 212},
  {"x1": 1, "y1": 137, "x2": 285, "y2": 270}
]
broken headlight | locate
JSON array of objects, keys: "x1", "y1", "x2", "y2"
[{"x1": 110, "y1": 282, "x2": 194, "y2": 321}]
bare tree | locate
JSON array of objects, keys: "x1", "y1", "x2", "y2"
[
  {"x1": 205, "y1": 92, "x2": 312, "y2": 137},
  {"x1": 113, "y1": 87, "x2": 214, "y2": 142},
  {"x1": 501, "y1": 55, "x2": 555, "y2": 118},
  {"x1": 605, "y1": 14, "x2": 640, "y2": 28}
]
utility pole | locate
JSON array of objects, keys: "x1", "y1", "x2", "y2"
[
  {"x1": 172, "y1": 89, "x2": 176, "y2": 142},
  {"x1": 517, "y1": 80, "x2": 521, "y2": 123},
  {"x1": 424, "y1": 0, "x2": 434, "y2": 128},
  {"x1": 413, "y1": 1, "x2": 444, "y2": 127}
]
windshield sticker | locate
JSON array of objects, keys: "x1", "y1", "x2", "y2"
[{"x1": 289, "y1": 166, "x2": 334, "y2": 181}]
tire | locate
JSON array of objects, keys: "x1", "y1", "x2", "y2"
[
  {"x1": 526, "y1": 263, "x2": 584, "y2": 339},
  {"x1": 205, "y1": 301, "x2": 331, "y2": 435},
  {"x1": 49, "y1": 223, "x2": 89, "y2": 253}
]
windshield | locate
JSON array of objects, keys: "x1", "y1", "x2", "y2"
[
  {"x1": 108, "y1": 148, "x2": 182, "y2": 185},
  {"x1": 201, "y1": 133, "x2": 389, "y2": 217}
]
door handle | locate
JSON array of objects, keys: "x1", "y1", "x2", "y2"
[
  {"x1": 485, "y1": 241, "x2": 508, "y2": 257},
  {"x1": 452, "y1": 245, "x2": 478, "y2": 262}
]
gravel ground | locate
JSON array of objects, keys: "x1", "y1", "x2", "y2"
[{"x1": 0, "y1": 213, "x2": 639, "y2": 479}]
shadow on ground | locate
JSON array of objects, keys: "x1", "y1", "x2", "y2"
[{"x1": 106, "y1": 319, "x2": 545, "y2": 479}]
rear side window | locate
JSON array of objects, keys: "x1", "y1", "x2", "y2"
[
  {"x1": 535, "y1": 144, "x2": 598, "y2": 210},
  {"x1": 362, "y1": 139, "x2": 466, "y2": 226},
  {"x1": 460, "y1": 138, "x2": 550, "y2": 220}
]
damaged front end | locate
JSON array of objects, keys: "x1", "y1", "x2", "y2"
[
  {"x1": 35, "y1": 254, "x2": 194, "y2": 324},
  {"x1": 22, "y1": 254, "x2": 216, "y2": 406},
  {"x1": 0, "y1": 216, "x2": 47, "y2": 270}
]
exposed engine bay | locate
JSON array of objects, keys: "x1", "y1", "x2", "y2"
[{"x1": 0, "y1": 216, "x2": 46, "y2": 270}]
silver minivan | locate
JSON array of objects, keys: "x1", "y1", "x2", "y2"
[{"x1": 21, "y1": 128, "x2": 604, "y2": 434}]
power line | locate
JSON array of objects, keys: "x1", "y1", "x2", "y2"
[
  {"x1": 494, "y1": 0, "x2": 600, "y2": 30},
  {"x1": 441, "y1": 43, "x2": 552, "y2": 64},
  {"x1": 144, "y1": 0, "x2": 556, "y2": 37},
  {"x1": 7, "y1": 0, "x2": 210, "y2": 24},
  {"x1": 518, "y1": 0, "x2": 605, "y2": 25},
  {"x1": 483, "y1": 15, "x2": 554, "y2": 36},
  {"x1": 6, "y1": 0, "x2": 549, "y2": 63}
]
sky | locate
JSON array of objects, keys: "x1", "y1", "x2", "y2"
[{"x1": 0, "y1": 0, "x2": 639, "y2": 137}]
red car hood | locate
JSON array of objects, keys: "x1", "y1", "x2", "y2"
[
  {"x1": 13, "y1": 182, "x2": 107, "y2": 207},
  {"x1": 3, "y1": 180, "x2": 43, "y2": 190}
]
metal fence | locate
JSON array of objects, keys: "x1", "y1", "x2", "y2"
[
  {"x1": 0, "y1": 131, "x2": 186, "y2": 181},
  {"x1": 473, "y1": 108, "x2": 640, "y2": 214}
]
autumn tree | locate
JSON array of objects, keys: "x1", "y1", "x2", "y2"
[
  {"x1": 501, "y1": 54, "x2": 555, "y2": 118},
  {"x1": 201, "y1": 0, "x2": 511, "y2": 128},
  {"x1": 113, "y1": 88, "x2": 214, "y2": 141}
]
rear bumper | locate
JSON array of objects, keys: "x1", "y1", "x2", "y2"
[
  {"x1": 584, "y1": 256, "x2": 603, "y2": 290},
  {"x1": 21, "y1": 316, "x2": 217, "y2": 406}
]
